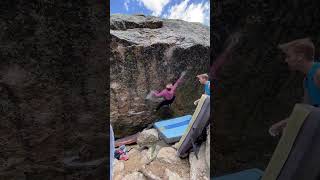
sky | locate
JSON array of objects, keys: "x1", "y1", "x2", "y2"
[{"x1": 110, "y1": 0, "x2": 210, "y2": 26}]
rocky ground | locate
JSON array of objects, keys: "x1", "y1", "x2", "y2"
[{"x1": 113, "y1": 127, "x2": 210, "y2": 180}]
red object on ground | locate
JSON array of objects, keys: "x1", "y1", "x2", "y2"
[
  {"x1": 114, "y1": 133, "x2": 139, "y2": 147},
  {"x1": 119, "y1": 154, "x2": 129, "y2": 161}
]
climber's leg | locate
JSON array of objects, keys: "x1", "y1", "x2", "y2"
[
  {"x1": 155, "y1": 96, "x2": 176, "y2": 111},
  {"x1": 167, "y1": 96, "x2": 176, "y2": 106},
  {"x1": 156, "y1": 100, "x2": 169, "y2": 110}
]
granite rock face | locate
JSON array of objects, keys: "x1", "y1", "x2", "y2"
[
  {"x1": 110, "y1": 14, "x2": 163, "y2": 30},
  {"x1": 211, "y1": 0, "x2": 320, "y2": 175},
  {"x1": 0, "y1": 1, "x2": 107, "y2": 180},
  {"x1": 110, "y1": 14, "x2": 210, "y2": 137}
]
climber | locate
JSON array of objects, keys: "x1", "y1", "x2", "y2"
[
  {"x1": 194, "y1": 73, "x2": 210, "y2": 105},
  {"x1": 210, "y1": 32, "x2": 242, "y2": 86},
  {"x1": 269, "y1": 38, "x2": 320, "y2": 136},
  {"x1": 152, "y1": 71, "x2": 186, "y2": 111}
]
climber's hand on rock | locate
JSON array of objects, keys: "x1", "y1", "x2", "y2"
[
  {"x1": 269, "y1": 119, "x2": 288, "y2": 137},
  {"x1": 180, "y1": 71, "x2": 187, "y2": 78}
]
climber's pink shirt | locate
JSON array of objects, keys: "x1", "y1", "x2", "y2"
[{"x1": 153, "y1": 77, "x2": 183, "y2": 100}]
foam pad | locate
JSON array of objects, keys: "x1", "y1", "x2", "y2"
[
  {"x1": 215, "y1": 169, "x2": 263, "y2": 180},
  {"x1": 154, "y1": 115, "x2": 192, "y2": 144},
  {"x1": 177, "y1": 94, "x2": 210, "y2": 157}
]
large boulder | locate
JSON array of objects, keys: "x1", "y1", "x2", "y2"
[
  {"x1": 113, "y1": 159, "x2": 125, "y2": 178},
  {"x1": 212, "y1": 0, "x2": 320, "y2": 175},
  {"x1": 110, "y1": 14, "x2": 163, "y2": 30},
  {"x1": 157, "y1": 147, "x2": 183, "y2": 164},
  {"x1": 137, "y1": 129, "x2": 159, "y2": 147},
  {"x1": 164, "y1": 169, "x2": 184, "y2": 180},
  {"x1": 118, "y1": 143, "x2": 190, "y2": 179},
  {"x1": 205, "y1": 126, "x2": 210, "y2": 169},
  {"x1": 0, "y1": 1, "x2": 107, "y2": 179},
  {"x1": 110, "y1": 14, "x2": 210, "y2": 137},
  {"x1": 140, "y1": 145, "x2": 162, "y2": 164},
  {"x1": 140, "y1": 165, "x2": 162, "y2": 180},
  {"x1": 189, "y1": 143, "x2": 209, "y2": 180},
  {"x1": 146, "y1": 159, "x2": 190, "y2": 179},
  {"x1": 124, "y1": 148, "x2": 145, "y2": 173},
  {"x1": 123, "y1": 172, "x2": 146, "y2": 180}
]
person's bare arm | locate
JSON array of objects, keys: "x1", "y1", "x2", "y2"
[{"x1": 172, "y1": 72, "x2": 186, "y2": 90}]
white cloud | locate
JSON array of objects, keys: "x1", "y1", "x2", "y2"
[
  {"x1": 165, "y1": 0, "x2": 210, "y2": 25},
  {"x1": 136, "y1": 0, "x2": 170, "y2": 16},
  {"x1": 124, "y1": 0, "x2": 129, "y2": 11}
]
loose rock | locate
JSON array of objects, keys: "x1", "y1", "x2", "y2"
[
  {"x1": 137, "y1": 129, "x2": 159, "y2": 147},
  {"x1": 205, "y1": 126, "x2": 210, "y2": 169},
  {"x1": 113, "y1": 159, "x2": 125, "y2": 177},
  {"x1": 123, "y1": 172, "x2": 146, "y2": 180},
  {"x1": 157, "y1": 147, "x2": 182, "y2": 164},
  {"x1": 189, "y1": 142, "x2": 209, "y2": 180},
  {"x1": 164, "y1": 169, "x2": 184, "y2": 180},
  {"x1": 139, "y1": 165, "x2": 162, "y2": 180}
]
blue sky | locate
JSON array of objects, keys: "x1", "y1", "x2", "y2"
[{"x1": 110, "y1": 0, "x2": 210, "y2": 26}]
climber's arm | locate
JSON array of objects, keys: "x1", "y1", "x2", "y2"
[
  {"x1": 173, "y1": 71, "x2": 186, "y2": 89},
  {"x1": 172, "y1": 78, "x2": 182, "y2": 90},
  {"x1": 153, "y1": 90, "x2": 165, "y2": 97}
]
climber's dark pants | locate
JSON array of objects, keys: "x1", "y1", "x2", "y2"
[{"x1": 156, "y1": 96, "x2": 176, "y2": 110}]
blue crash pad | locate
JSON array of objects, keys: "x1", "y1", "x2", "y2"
[
  {"x1": 214, "y1": 168, "x2": 263, "y2": 180},
  {"x1": 154, "y1": 115, "x2": 192, "y2": 144}
]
